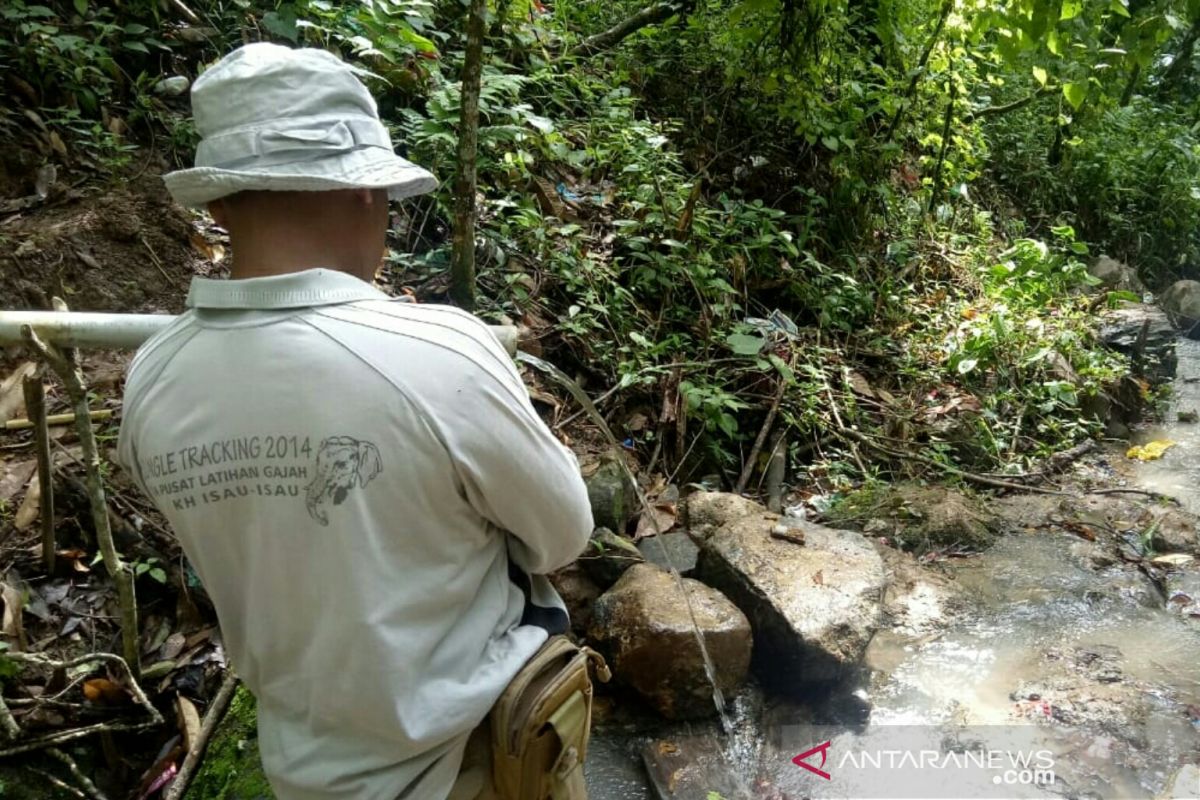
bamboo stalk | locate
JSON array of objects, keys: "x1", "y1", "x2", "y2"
[
  {"x1": 22, "y1": 372, "x2": 55, "y2": 574},
  {"x1": 5, "y1": 409, "x2": 112, "y2": 431}
]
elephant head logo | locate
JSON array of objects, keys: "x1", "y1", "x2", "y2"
[{"x1": 304, "y1": 436, "x2": 383, "y2": 525}]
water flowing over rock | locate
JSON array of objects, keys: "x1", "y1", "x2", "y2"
[
  {"x1": 588, "y1": 563, "x2": 752, "y2": 719},
  {"x1": 1163, "y1": 279, "x2": 1200, "y2": 339},
  {"x1": 695, "y1": 514, "x2": 887, "y2": 692}
]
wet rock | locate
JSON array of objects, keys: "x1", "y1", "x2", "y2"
[
  {"x1": 828, "y1": 484, "x2": 1000, "y2": 554},
  {"x1": 549, "y1": 563, "x2": 602, "y2": 635},
  {"x1": 638, "y1": 531, "x2": 700, "y2": 575},
  {"x1": 588, "y1": 563, "x2": 752, "y2": 719},
  {"x1": 1157, "y1": 764, "x2": 1200, "y2": 799},
  {"x1": 1164, "y1": 570, "x2": 1200, "y2": 619},
  {"x1": 153, "y1": 75, "x2": 191, "y2": 96},
  {"x1": 682, "y1": 491, "x2": 765, "y2": 541},
  {"x1": 585, "y1": 458, "x2": 639, "y2": 533},
  {"x1": 1163, "y1": 279, "x2": 1200, "y2": 339},
  {"x1": 1089, "y1": 255, "x2": 1144, "y2": 293},
  {"x1": 876, "y1": 545, "x2": 965, "y2": 637},
  {"x1": 578, "y1": 527, "x2": 644, "y2": 589},
  {"x1": 1098, "y1": 303, "x2": 1179, "y2": 381},
  {"x1": 1150, "y1": 509, "x2": 1200, "y2": 555},
  {"x1": 696, "y1": 515, "x2": 886, "y2": 691}
]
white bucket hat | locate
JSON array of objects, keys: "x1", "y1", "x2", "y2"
[{"x1": 163, "y1": 43, "x2": 437, "y2": 208}]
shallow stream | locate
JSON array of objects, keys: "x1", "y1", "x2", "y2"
[{"x1": 581, "y1": 338, "x2": 1200, "y2": 800}]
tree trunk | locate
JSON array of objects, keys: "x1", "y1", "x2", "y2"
[
  {"x1": 450, "y1": 0, "x2": 487, "y2": 311},
  {"x1": 570, "y1": 2, "x2": 679, "y2": 58}
]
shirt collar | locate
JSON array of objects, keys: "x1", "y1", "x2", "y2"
[{"x1": 186, "y1": 268, "x2": 388, "y2": 310}]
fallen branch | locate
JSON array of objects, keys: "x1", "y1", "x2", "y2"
[
  {"x1": 969, "y1": 86, "x2": 1056, "y2": 120},
  {"x1": 570, "y1": 2, "x2": 681, "y2": 57},
  {"x1": 164, "y1": 672, "x2": 239, "y2": 800},
  {"x1": 21, "y1": 320, "x2": 140, "y2": 678},
  {"x1": 1086, "y1": 487, "x2": 1180, "y2": 503},
  {"x1": 48, "y1": 748, "x2": 110, "y2": 800},
  {"x1": 735, "y1": 379, "x2": 786, "y2": 495},
  {"x1": 833, "y1": 427, "x2": 1069, "y2": 496}
]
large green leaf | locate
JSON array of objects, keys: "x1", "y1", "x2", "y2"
[{"x1": 1062, "y1": 81, "x2": 1087, "y2": 110}]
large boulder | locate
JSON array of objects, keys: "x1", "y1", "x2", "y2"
[
  {"x1": 1098, "y1": 303, "x2": 1178, "y2": 381},
  {"x1": 1089, "y1": 255, "x2": 1144, "y2": 293},
  {"x1": 683, "y1": 491, "x2": 766, "y2": 541},
  {"x1": 1163, "y1": 279, "x2": 1200, "y2": 339},
  {"x1": 588, "y1": 563, "x2": 752, "y2": 719},
  {"x1": 695, "y1": 515, "x2": 886, "y2": 692},
  {"x1": 828, "y1": 484, "x2": 1000, "y2": 554},
  {"x1": 638, "y1": 531, "x2": 700, "y2": 575}
]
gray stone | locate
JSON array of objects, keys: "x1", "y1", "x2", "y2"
[
  {"x1": 1089, "y1": 255, "x2": 1144, "y2": 293},
  {"x1": 585, "y1": 458, "x2": 639, "y2": 533},
  {"x1": 638, "y1": 531, "x2": 700, "y2": 574},
  {"x1": 828, "y1": 484, "x2": 1000, "y2": 554},
  {"x1": 682, "y1": 491, "x2": 766, "y2": 541},
  {"x1": 1165, "y1": 570, "x2": 1200, "y2": 619},
  {"x1": 1151, "y1": 509, "x2": 1200, "y2": 555},
  {"x1": 695, "y1": 516, "x2": 887, "y2": 692},
  {"x1": 578, "y1": 527, "x2": 644, "y2": 589},
  {"x1": 1163, "y1": 279, "x2": 1200, "y2": 339},
  {"x1": 1157, "y1": 764, "x2": 1200, "y2": 799},
  {"x1": 1097, "y1": 303, "x2": 1178, "y2": 381},
  {"x1": 588, "y1": 563, "x2": 752, "y2": 719}
]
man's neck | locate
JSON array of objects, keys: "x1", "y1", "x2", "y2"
[{"x1": 227, "y1": 239, "x2": 374, "y2": 282}]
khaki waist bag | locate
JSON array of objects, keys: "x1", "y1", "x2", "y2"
[{"x1": 490, "y1": 636, "x2": 610, "y2": 800}]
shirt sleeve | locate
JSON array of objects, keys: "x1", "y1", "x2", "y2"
[{"x1": 433, "y1": 347, "x2": 594, "y2": 575}]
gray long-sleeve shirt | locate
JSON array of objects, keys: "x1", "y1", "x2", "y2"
[{"x1": 117, "y1": 268, "x2": 593, "y2": 799}]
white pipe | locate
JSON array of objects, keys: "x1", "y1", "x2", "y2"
[{"x1": 0, "y1": 310, "x2": 520, "y2": 355}]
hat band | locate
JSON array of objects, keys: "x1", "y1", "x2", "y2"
[{"x1": 195, "y1": 116, "x2": 393, "y2": 170}]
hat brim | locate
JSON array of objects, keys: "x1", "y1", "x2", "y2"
[{"x1": 162, "y1": 147, "x2": 438, "y2": 208}]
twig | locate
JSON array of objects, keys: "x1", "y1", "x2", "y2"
[
  {"x1": 1087, "y1": 487, "x2": 1180, "y2": 502},
  {"x1": 23, "y1": 370, "x2": 55, "y2": 574},
  {"x1": 553, "y1": 381, "x2": 623, "y2": 431},
  {"x1": 20, "y1": 322, "x2": 140, "y2": 678},
  {"x1": 169, "y1": 0, "x2": 201, "y2": 23},
  {"x1": 29, "y1": 768, "x2": 88, "y2": 799},
  {"x1": 48, "y1": 748, "x2": 109, "y2": 800},
  {"x1": 0, "y1": 693, "x2": 21, "y2": 740},
  {"x1": 735, "y1": 379, "x2": 786, "y2": 495},
  {"x1": 164, "y1": 672, "x2": 239, "y2": 800},
  {"x1": 0, "y1": 652, "x2": 162, "y2": 758},
  {"x1": 140, "y1": 235, "x2": 177, "y2": 287}
]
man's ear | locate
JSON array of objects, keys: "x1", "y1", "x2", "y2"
[{"x1": 207, "y1": 199, "x2": 230, "y2": 228}]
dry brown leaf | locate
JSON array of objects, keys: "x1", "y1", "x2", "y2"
[
  {"x1": 0, "y1": 460, "x2": 36, "y2": 504},
  {"x1": 14, "y1": 475, "x2": 40, "y2": 530},
  {"x1": 635, "y1": 503, "x2": 677, "y2": 540},
  {"x1": 1, "y1": 582, "x2": 25, "y2": 649},
  {"x1": 0, "y1": 362, "x2": 37, "y2": 424},
  {"x1": 812, "y1": 570, "x2": 824, "y2": 586},
  {"x1": 83, "y1": 677, "x2": 128, "y2": 705},
  {"x1": 161, "y1": 632, "x2": 187, "y2": 661},
  {"x1": 176, "y1": 694, "x2": 202, "y2": 751},
  {"x1": 188, "y1": 229, "x2": 227, "y2": 263}
]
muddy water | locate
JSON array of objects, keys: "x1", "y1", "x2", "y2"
[{"x1": 578, "y1": 341, "x2": 1200, "y2": 799}]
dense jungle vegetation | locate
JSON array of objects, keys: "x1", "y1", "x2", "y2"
[{"x1": 5, "y1": 0, "x2": 1200, "y2": 489}]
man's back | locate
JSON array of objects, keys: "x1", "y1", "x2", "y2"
[{"x1": 118, "y1": 269, "x2": 592, "y2": 799}]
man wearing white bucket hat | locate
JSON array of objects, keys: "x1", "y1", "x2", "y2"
[{"x1": 117, "y1": 43, "x2": 597, "y2": 800}]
